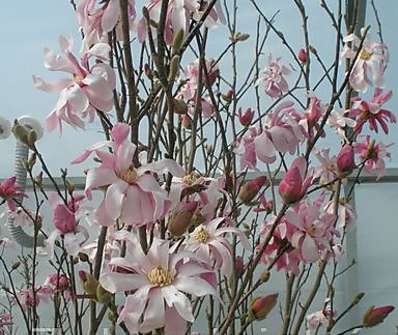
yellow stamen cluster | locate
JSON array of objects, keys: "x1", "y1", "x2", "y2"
[
  {"x1": 194, "y1": 226, "x2": 210, "y2": 243},
  {"x1": 147, "y1": 266, "x2": 174, "y2": 287},
  {"x1": 119, "y1": 167, "x2": 138, "y2": 184},
  {"x1": 360, "y1": 49, "x2": 373, "y2": 61},
  {"x1": 183, "y1": 172, "x2": 199, "y2": 186}
]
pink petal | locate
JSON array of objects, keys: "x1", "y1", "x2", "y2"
[{"x1": 100, "y1": 273, "x2": 148, "y2": 293}]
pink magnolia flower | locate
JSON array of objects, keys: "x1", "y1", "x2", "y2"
[
  {"x1": 0, "y1": 177, "x2": 24, "y2": 211},
  {"x1": 254, "y1": 102, "x2": 306, "y2": 166},
  {"x1": 77, "y1": 0, "x2": 136, "y2": 50},
  {"x1": 314, "y1": 149, "x2": 338, "y2": 186},
  {"x1": 325, "y1": 200, "x2": 356, "y2": 230},
  {"x1": 100, "y1": 238, "x2": 218, "y2": 334},
  {"x1": 42, "y1": 273, "x2": 74, "y2": 300},
  {"x1": 256, "y1": 54, "x2": 291, "y2": 98},
  {"x1": 170, "y1": 174, "x2": 232, "y2": 221},
  {"x1": 178, "y1": 58, "x2": 218, "y2": 118},
  {"x1": 33, "y1": 36, "x2": 116, "y2": 132},
  {"x1": 342, "y1": 31, "x2": 389, "y2": 92},
  {"x1": 327, "y1": 108, "x2": 356, "y2": 140},
  {"x1": 46, "y1": 192, "x2": 89, "y2": 257},
  {"x1": 354, "y1": 135, "x2": 392, "y2": 179},
  {"x1": 0, "y1": 312, "x2": 12, "y2": 329},
  {"x1": 285, "y1": 200, "x2": 337, "y2": 263},
  {"x1": 183, "y1": 217, "x2": 250, "y2": 277},
  {"x1": 279, "y1": 157, "x2": 313, "y2": 204},
  {"x1": 17, "y1": 287, "x2": 52, "y2": 310},
  {"x1": 238, "y1": 176, "x2": 268, "y2": 204},
  {"x1": 73, "y1": 123, "x2": 184, "y2": 227},
  {"x1": 137, "y1": 0, "x2": 224, "y2": 45},
  {"x1": 350, "y1": 88, "x2": 395, "y2": 134},
  {"x1": 234, "y1": 127, "x2": 259, "y2": 170}
]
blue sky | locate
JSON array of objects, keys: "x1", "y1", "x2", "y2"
[{"x1": 0, "y1": 1, "x2": 397, "y2": 177}]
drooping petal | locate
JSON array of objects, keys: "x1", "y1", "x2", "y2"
[{"x1": 100, "y1": 272, "x2": 148, "y2": 293}]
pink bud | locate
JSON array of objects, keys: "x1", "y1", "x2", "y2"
[
  {"x1": 337, "y1": 144, "x2": 355, "y2": 174},
  {"x1": 239, "y1": 176, "x2": 268, "y2": 204},
  {"x1": 238, "y1": 107, "x2": 254, "y2": 127},
  {"x1": 250, "y1": 294, "x2": 278, "y2": 320},
  {"x1": 279, "y1": 167, "x2": 304, "y2": 204},
  {"x1": 298, "y1": 48, "x2": 307, "y2": 63},
  {"x1": 78, "y1": 271, "x2": 88, "y2": 282},
  {"x1": 168, "y1": 201, "x2": 198, "y2": 237},
  {"x1": 363, "y1": 305, "x2": 395, "y2": 328},
  {"x1": 53, "y1": 204, "x2": 76, "y2": 234}
]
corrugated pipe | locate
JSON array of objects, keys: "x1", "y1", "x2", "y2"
[{"x1": 7, "y1": 116, "x2": 45, "y2": 248}]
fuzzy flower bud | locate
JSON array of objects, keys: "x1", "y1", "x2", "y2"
[
  {"x1": 168, "y1": 202, "x2": 198, "y2": 237},
  {"x1": 363, "y1": 305, "x2": 395, "y2": 328},
  {"x1": 250, "y1": 294, "x2": 278, "y2": 320},
  {"x1": 239, "y1": 176, "x2": 268, "y2": 204}
]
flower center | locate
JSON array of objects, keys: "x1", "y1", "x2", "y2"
[
  {"x1": 360, "y1": 49, "x2": 373, "y2": 61},
  {"x1": 194, "y1": 226, "x2": 210, "y2": 243},
  {"x1": 183, "y1": 172, "x2": 199, "y2": 185},
  {"x1": 119, "y1": 167, "x2": 138, "y2": 184},
  {"x1": 147, "y1": 266, "x2": 174, "y2": 287}
]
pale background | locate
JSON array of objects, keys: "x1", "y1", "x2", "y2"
[{"x1": 0, "y1": 1, "x2": 397, "y2": 334}]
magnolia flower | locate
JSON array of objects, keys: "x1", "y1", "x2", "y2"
[
  {"x1": 33, "y1": 36, "x2": 116, "y2": 132},
  {"x1": 256, "y1": 54, "x2": 291, "y2": 98},
  {"x1": 77, "y1": 0, "x2": 136, "y2": 50},
  {"x1": 138, "y1": 0, "x2": 224, "y2": 45},
  {"x1": 42, "y1": 273, "x2": 73, "y2": 300},
  {"x1": 279, "y1": 157, "x2": 313, "y2": 204},
  {"x1": 169, "y1": 174, "x2": 232, "y2": 221},
  {"x1": 234, "y1": 127, "x2": 259, "y2": 170},
  {"x1": 327, "y1": 108, "x2": 356, "y2": 140},
  {"x1": 17, "y1": 287, "x2": 52, "y2": 310},
  {"x1": 46, "y1": 192, "x2": 89, "y2": 257},
  {"x1": 73, "y1": 123, "x2": 184, "y2": 227},
  {"x1": 255, "y1": 101, "x2": 306, "y2": 165},
  {"x1": 100, "y1": 238, "x2": 218, "y2": 334},
  {"x1": 350, "y1": 88, "x2": 395, "y2": 134},
  {"x1": 314, "y1": 149, "x2": 338, "y2": 186},
  {"x1": 342, "y1": 31, "x2": 389, "y2": 92},
  {"x1": 285, "y1": 200, "x2": 337, "y2": 263},
  {"x1": 0, "y1": 177, "x2": 24, "y2": 211},
  {"x1": 324, "y1": 200, "x2": 356, "y2": 230},
  {"x1": 184, "y1": 217, "x2": 250, "y2": 277},
  {"x1": 0, "y1": 116, "x2": 11, "y2": 140},
  {"x1": 354, "y1": 136, "x2": 392, "y2": 179}
]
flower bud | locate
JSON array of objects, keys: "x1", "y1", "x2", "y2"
[
  {"x1": 238, "y1": 107, "x2": 254, "y2": 127},
  {"x1": 174, "y1": 99, "x2": 188, "y2": 115},
  {"x1": 279, "y1": 158, "x2": 309, "y2": 204},
  {"x1": 298, "y1": 48, "x2": 308, "y2": 63},
  {"x1": 337, "y1": 144, "x2": 355, "y2": 174},
  {"x1": 27, "y1": 129, "x2": 38, "y2": 147},
  {"x1": 363, "y1": 305, "x2": 395, "y2": 328},
  {"x1": 96, "y1": 284, "x2": 112, "y2": 304},
  {"x1": 172, "y1": 28, "x2": 185, "y2": 54},
  {"x1": 168, "y1": 55, "x2": 180, "y2": 82},
  {"x1": 79, "y1": 271, "x2": 98, "y2": 297},
  {"x1": 239, "y1": 176, "x2": 268, "y2": 204},
  {"x1": 250, "y1": 294, "x2": 278, "y2": 320},
  {"x1": 144, "y1": 63, "x2": 153, "y2": 80},
  {"x1": 168, "y1": 202, "x2": 198, "y2": 237},
  {"x1": 221, "y1": 89, "x2": 234, "y2": 103},
  {"x1": 11, "y1": 120, "x2": 29, "y2": 145}
]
